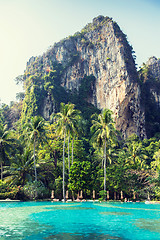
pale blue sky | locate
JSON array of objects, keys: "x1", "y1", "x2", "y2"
[{"x1": 0, "y1": 0, "x2": 160, "y2": 104}]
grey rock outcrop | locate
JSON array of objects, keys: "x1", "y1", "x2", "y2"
[
  {"x1": 146, "y1": 56, "x2": 160, "y2": 108},
  {"x1": 25, "y1": 16, "x2": 146, "y2": 139},
  {"x1": 146, "y1": 56, "x2": 160, "y2": 82}
]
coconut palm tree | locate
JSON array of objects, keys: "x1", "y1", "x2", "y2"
[
  {"x1": 5, "y1": 148, "x2": 33, "y2": 186},
  {"x1": 91, "y1": 109, "x2": 116, "y2": 193},
  {"x1": 0, "y1": 124, "x2": 17, "y2": 181},
  {"x1": 25, "y1": 116, "x2": 46, "y2": 182},
  {"x1": 125, "y1": 140, "x2": 148, "y2": 169},
  {"x1": 69, "y1": 112, "x2": 82, "y2": 167},
  {"x1": 55, "y1": 102, "x2": 81, "y2": 200}
]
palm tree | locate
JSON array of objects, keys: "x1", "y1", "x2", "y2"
[
  {"x1": 25, "y1": 116, "x2": 46, "y2": 182},
  {"x1": 125, "y1": 139, "x2": 148, "y2": 169},
  {"x1": 0, "y1": 124, "x2": 16, "y2": 181},
  {"x1": 5, "y1": 148, "x2": 33, "y2": 186},
  {"x1": 55, "y1": 102, "x2": 81, "y2": 200},
  {"x1": 70, "y1": 112, "x2": 82, "y2": 167},
  {"x1": 91, "y1": 109, "x2": 116, "y2": 193}
]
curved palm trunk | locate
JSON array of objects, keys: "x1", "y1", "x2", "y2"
[
  {"x1": 1, "y1": 161, "x2": 3, "y2": 181},
  {"x1": 104, "y1": 135, "x2": 107, "y2": 193},
  {"x1": 63, "y1": 129, "x2": 66, "y2": 201},
  {"x1": 33, "y1": 138, "x2": 37, "y2": 182}
]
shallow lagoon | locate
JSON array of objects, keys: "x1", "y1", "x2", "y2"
[{"x1": 0, "y1": 201, "x2": 160, "y2": 240}]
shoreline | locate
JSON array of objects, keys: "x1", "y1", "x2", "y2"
[
  {"x1": 0, "y1": 198, "x2": 160, "y2": 204},
  {"x1": 0, "y1": 199, "x2": 21, "y2": 202}
]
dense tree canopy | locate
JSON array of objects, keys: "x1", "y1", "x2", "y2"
[{"x1": 0, "y1": 100, "x2": 159, "y2": 201}]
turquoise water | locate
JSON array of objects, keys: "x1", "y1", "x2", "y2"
[{"x1": 0, "y1": 201, "x2": 160, "y2": 240}]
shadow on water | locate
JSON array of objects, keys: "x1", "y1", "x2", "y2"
[
  {"x1": 135, "y1": 219, "x2": 160, "y2": 233},
  {"x1": 44, "y1": 207, "x2": 95, "y2": 210},
  {"x1": 100, "y1": 211, "x2": 131, "y2": 216},
  {"x1": 45, "y1": 232, "x2": 123, "y2": 240}
]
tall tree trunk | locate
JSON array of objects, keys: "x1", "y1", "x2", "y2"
[
  {"x1": 114, "y1": 192, "x2": 116, "y2": 200},
  {"x1": 33, "y1": 138, "x2": 37, "y2": 182},
  {"x1": 107, "y1": 190, "x2": 109, "y2": 200},
  {"x1": 63, "y1": 129, "x2": 66, "y2": 201},
  {"x1": 104, "y1": 135, "x2": 107, "y2": 193},
  {"x1": 68, "y1": 133, "x2": 70, "y2": 176},
  {"x1": 72, "y1": 139, "x2": 74, "y2": 165},
  {"x1": 1, "y1": 161, "x2": 3, "y2": 181},
  {"x1": 102, "y1": 157, "x2": 104, "y2": 169}
]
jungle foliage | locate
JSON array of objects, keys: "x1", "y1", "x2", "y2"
[{"x1": 0, "y1": 99, "x2": 160, "y2": 201}]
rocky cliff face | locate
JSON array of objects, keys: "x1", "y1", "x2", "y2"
[
  {"x1": 24, "y1": 16, "x2": 146, "y2": 139},
  {"x1": 146, "y1": 57, "x2": 160, "y2": 81},
  {"x1": 138, "y1": 56, "x2": 160, "y2": 137},
  {"x1": 146, "y1": 57, "x2": 160, "y2": 108}
]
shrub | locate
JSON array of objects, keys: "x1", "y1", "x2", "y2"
[
  {"x1": 23, "y1": 181, "x2": 50, "y2": 200},
  {"x1": 99, "y1": 190, "x2": 107, "y2": 201},
  {"x1": 0, "y1": 181, "x2": 20, "y2": 199},
  {"x1": 53, "y1": 176, "x2": 63, "y2": 200}
]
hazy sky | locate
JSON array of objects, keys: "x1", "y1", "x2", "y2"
[{"x1": 0, "y1": 0, "x2": 160, "y2": 104}]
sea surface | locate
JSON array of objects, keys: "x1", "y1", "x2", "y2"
[{"x1": 0, "y1": 201, "x2": 160, "y2": 240}]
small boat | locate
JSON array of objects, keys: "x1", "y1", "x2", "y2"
[{"x1": 145, "y1": 201, "x2": 150, "y2": 204}]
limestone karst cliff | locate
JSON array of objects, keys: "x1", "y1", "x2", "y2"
[
  {"x1": 139, "y1": 56, "x2": 160, "y2": 137},
  {"x1": 146, "y1": 57, "x2": 160, "y2": 108},
  {"x1": 23, "y1": 15, "x2": 146, "y2": 139}
]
